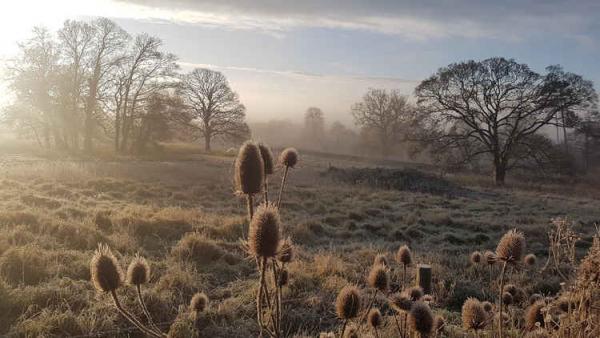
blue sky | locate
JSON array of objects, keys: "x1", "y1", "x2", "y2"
[{"x1": 1, "y1": 0, "x2": 599, "y2": 124}]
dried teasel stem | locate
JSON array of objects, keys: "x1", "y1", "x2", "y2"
[
  {"x1": 136, "y1": 284, "x2": 163, "y2": 336},
  {"x1": 111, "y1": 290, "x2": 164, "y2": 338},
  {"x1": 277, "y1": 165, "x2": 289, "y2": 208},
  {"x1": 498, "y1": 261, "x2": 507, "y2": 338}
]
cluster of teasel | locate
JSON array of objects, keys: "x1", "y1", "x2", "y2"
[
  {"x1": 89, "y1": 141, "x2": 298, "y2": 337},
  {"x1": 235, "y1": 141, "x2": 299, "y2": 338},
  {"x1": 332, "y1": 245, "x2": 444, "y2": 338}
]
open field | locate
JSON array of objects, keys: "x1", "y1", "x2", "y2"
[{"x1": 1, "y1": 149, "x2": 599, "y2": 337}]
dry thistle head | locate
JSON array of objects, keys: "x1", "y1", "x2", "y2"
[
  {"x1": 502, "y1": 292, "x2": 514, "y2": 306},
  {"x1": 503, "y1": 284, "x2": 517, "y2": 297},
  {"x1": 277, "y1": 238, "x2": 294, "y2": 263},
  {"x1": 470, "y1": 251, "x2": 482, "y2": 264},
  {"x1": 190, "y1": 292, "x2": 209, "y2": 313},
  {"x1": 484, "y1": 250, "x2": 496, "y2": 265},
  {"x1": 368, "y1": 308, "x2": 382, "y2": 328},
  {"x1": 406, "y1": 286, "x2": 424, "y2": 302},
  {"x1": 524, "y1": 253, "x2": 537, "y2": 266},
  {"x1": 525, "y1": 302, "x2": 545, "y2": 331},
  {"x1": 367, "y1": 264, "x2": 389, "y2": 292},
  {"x1": 496, "y1": 229, "x2": 525, "y2": 264},
  {"x1": 336, "y1": 285, "x2": 362, "y2": 319},
  {"x1": 396, "y1": 245, "x2": 412, "y2": 266},
  {"x1": 433, "y1": 315, "x2": 445, "y2": 334},
  {"x1": 373, "y1": 253, "x2": 389, "y2": 267},
  {"x1": 234, "y1": 141, "x2": 264, "y2": 195},
  {"x1": 529, "y1": 294, "x2": 543, "y2": 305},
  {"x1": 408, "y1": 301, "x2": 434, "y2": 336},
  {"x1": 279, "y1": 147, "x2": 298, "y2": 168},
  {"x1": 482, "y1": 301, "x2": 493, "y2": 313},
  {"x1": 390, "y1": 293, "x2": 413, "y2": 312},
  {"x1": 278, "y1": 268, "x2": 289, "y2": 287},
  {"x1": 258, "y1": 143, "x2": 274, "y2": 175},
  {"x1": 249, "y1": 203, "x2": 281, "y2": 258},
  {"x1": 126, "y1": 254, "x2": 150, "y2": 286},
  {"x1": 462, "y1": 298, "x2": 487, "y2": 331},
  {"x1": 90, "y1": 244, "x2": 123, "y2": 293}
]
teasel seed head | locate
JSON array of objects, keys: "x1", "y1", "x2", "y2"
[
  {"x1": 126, "y1": 254, "x2": 150, "y2": 286},
  {"x1": 336, "y1": 285, "x2": 362, "y2": 319},
  {"x1": 529, "y1": 294, "x2": 543, "y2": 305},
  {"x1": 496, "y1": 229, "x2": 525, "y2": 264},
  {"x1": 367, "y1": 264, "x2": 389, "y2": 292},
  {"x1": 235, "y1": 141, "x2": 264, "y2": 195},
  {"x1": 90, "y1": 244, "x2": 123, "y2": 293},
  {"x1": 258, "y1": 143, "x2": 274, "y2": 175},
  {"x1": 502, "y1": 292, "x2": 514, "y2": 306},
  {"x1": 422, "y1": 294, "x2": 434, "y2": 304},
  {"x1": 408, "y1": 301, "x2": 434, "y2": 336},
  {"x1": 470, "y1": 251, "x2": 482, "y2": 264},
  {"x1": 190, "y1": 292, "x2": 209, "y2": 313},
  {"x1": 525, "y1": 302, "x2": 545, "y2": 331},
  {"x1": 368, "y1": 308, "x2": 382, "y2": 328},
  {"x1": 503, "y1": 284, "x2": 517, "y2": 297},
  {"x1": 482, "y1": 301, "x2": 493, "y2": 313},
  {"x1": 390, "y1": 293, "x2": 413, "y2": 312},
  {"x1": 277, "y1": 237, "x2": 295, "y2": 263},
  {"x1": 249, "y1": 203, "x2": 281, "y2": 258},
  {"x1": 373, "y1": 253, "x2": 388, "y2": 267},
  {"x1": 524, "y1": 253, "x2": 537, "y2": 266},
  {"x1": 396, "y1": 245, "x2": 412, "y2": 266},
  {"x1": 406, "y1": 286, "x2": 424, "y2": 302},
  {"x1": 279, "y1": 147, "x2": 299, "y2": 168},
  {"x1": 278, "y1": 268, "x2": 289, "y2": 287},
  {"x1": 462, "y1": 298, "x2": 487, "y2": 331},
  {"x1": 484, "y1": 250, "x2": 496, "y2": 265}
]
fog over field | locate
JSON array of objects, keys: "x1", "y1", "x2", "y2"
[{"x1": 1, "y1": 1, "x2": 600, "y2": 337}]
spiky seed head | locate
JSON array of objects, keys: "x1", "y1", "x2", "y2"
[
  {"x1": 90, "y1": 244, "x2": 123, "y2": 293},
  {"x1": 278, "y1": 268, "x2": 289, "y2": 287},
  {"x1": 484, "y1": 250, "x2": 496, "y2": 265},
  {"x1": 529, "y1": 294, "x2": 543, "y2": 305},
  {"x1": 249, "y1": 203, "x2": 281, "y2": 258},
  {"x1": 279, "y1": 147, "x2": 298, "y2": 168},
  {"x1": 258, "y1": 143, "x2": 274, "y2": 175},
  {"x1": 470, "y1": 251, "x2": 482, "y2": 264},
  {"x1": 277, "y1": 238, "x2": 294, "y2": 263},
  {"x1": 502, "y1": 292, "x2": 514, "y2": 306},
  {"x1": 525, "y1": 302, "x2": 545, "y2": 331},
  {"x1": 423, "y1": 294, "x2": 434, "y2": 303},
  {"x1": 434, "y1": 315, "x2": 445, "y2": 334},
  {"x1": 368, "y1": 308, "x2": 382, "y2": 328},
  {"x1": 336, "y1": 285, "x2": 362, "y2": 319},
  {"x1": 524, "y1": 253, "x2": 537, "y2": 266},
  {"x1": 373, "y1": 253, "x2": 388, "y2": 267},
  {"x1": 396, "y1": 245, "x2": 412, "y2": 266},
  {"x1": 503, "y1": 284, "x2": 517, "y2": 296},
  {"x1": 462, "y1": 298, "x2": 487, "y2": 331},
  {"x1": 408, "y1": 301, "x2": 434, "y2": 336},
  {"x1": 407, "y1": 286, "x2": 424, "y2": 302},
  {"x1": 367, "y1": 265, "x2": 389, "y2": 292},
  {"x1": 482, "y1": 301, "x2": 493, "y2": 312},
  {"x1": 234, "y1": 141, "x2": 264, "y2": 195},
  {"x1": 126, "y1": 254, "x2": 150, "y2": 286},
  {"x1": 496, "y1": 229, "x2": 525, "y2": 264},
  {"x1": 190, "y1": 292, "x2": 209, "y2": 313},
  {"x1": 390, "y1": 293, "x2": 413, "y2": 312}
]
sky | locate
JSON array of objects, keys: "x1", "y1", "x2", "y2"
[{"x1": 0, "y1": 0, "x2": 599, "y2": 125}]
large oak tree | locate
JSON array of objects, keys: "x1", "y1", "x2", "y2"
[{"x1": 414, "y1": 57, "x2": 597, "y2": 185}]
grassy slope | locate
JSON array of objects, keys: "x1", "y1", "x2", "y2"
[{"x1": 0, "y1": 151, "x2": 599, "y2": 337}]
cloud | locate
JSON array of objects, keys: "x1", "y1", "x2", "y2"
[{"x1": 114, "y1": 0, "x2": 600, "y2": 41}]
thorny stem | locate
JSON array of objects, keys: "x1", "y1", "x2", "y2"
[
  {"x1": 393, "y1": 313, "x2": 402, "y2": 336},
  {"x1": 277, "y1": 166, "x2": 289, "y2": 208},
  {"x1": 374, "y1": 327, "x2": 379, "y2": 338},
  {"x1": 257, "y1": 257, "x2": 266, "y2": 337},
  {"x1": 498, "y1": 261, "x2": 507, "y2": 338},
  {"x1": 272, "y1": 260, "x2": 281, "y2": 337},
  {"x1": 339, "y1": 319, "x2": 348, "y2": 338},
  {"x1": 110, "y1": 290, "x2": 162, "y2": 338},
  {"x1": 136, "y1": 285, "x2": 164, "y2": 336},
  {"x1": 359, "y1": 289, "x2": 378, "y2": 331}
]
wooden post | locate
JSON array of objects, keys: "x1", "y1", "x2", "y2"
[{"x1": 416, "y1": 264, "x2": 432, "y2": 295}]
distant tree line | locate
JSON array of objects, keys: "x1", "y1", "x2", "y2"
[{"x1": 2, "y1": 18, "x2": 249, "y2": 154}]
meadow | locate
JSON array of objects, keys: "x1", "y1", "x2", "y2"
[{"x1": 1, "y1": 144, "x2": 599, "y2": 337}]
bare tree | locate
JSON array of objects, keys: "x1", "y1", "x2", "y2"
[
  {"x1": 414, "y1": 57, "x2": 597, "y2": 185},
  {"x1": 304, "y1": 107, "x2": 325, "y2": 149},
  {"x1": 351, "y1": 88, "x2": 412, "y2": 157},
  {"x1": 178, "y1": 68, "x2": 249, "y2": 152}
]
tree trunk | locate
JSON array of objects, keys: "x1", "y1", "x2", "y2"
[
  {"x1": 494, "y1": 162, "x2": 507, "y2": 186},
  {"x1": 204, "y1": 132, "x2": 211, "y2": 152}
]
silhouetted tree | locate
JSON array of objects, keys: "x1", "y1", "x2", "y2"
[
  {"x1": 414, "y1": 58, "x2": 597, "y2": 185},
  {"x1": 304, "y1": 107, "x2": 325, "y2": 149},
  {"x1": 178, "y1": 68, "x2": 249, "y2": 152},
  {"x1": 351, "y1": 89, "x2": 413, "y2": 157}
]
